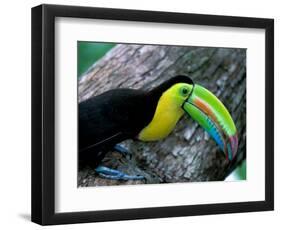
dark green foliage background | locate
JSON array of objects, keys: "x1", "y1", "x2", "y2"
[{"x1": 78, "y1": 41, "x2": 115, "y2": 77}]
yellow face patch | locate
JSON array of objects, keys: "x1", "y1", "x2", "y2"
[{"x1": 138, "y1": 83, "x2": 192, "y2": 141}]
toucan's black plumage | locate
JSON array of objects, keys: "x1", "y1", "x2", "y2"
[{"x1": 79, "y1": 75, "x2": 193, "y2": 168}]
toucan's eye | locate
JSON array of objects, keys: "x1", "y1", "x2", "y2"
[{"x1": 180, "y1": 87, "x2": 189, "y2": 96}]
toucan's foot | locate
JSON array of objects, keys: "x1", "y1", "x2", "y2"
[
  {"x1": 113, "y1": 144, "x2": 132, "y2": 159},
  {"x1": 95, "y1": 166, "x2": 144, "y2": 180}
]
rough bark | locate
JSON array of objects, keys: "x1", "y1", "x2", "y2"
[{"x1": 78, "y1": 44, "x2": 246, "y2": 187}]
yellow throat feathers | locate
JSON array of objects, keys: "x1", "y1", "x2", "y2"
[{"x1": 138, "y1": 89, "x2": 185, "y2": 141}]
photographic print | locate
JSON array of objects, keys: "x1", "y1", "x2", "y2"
[
  {"x1": 77, "y1": 42, "x2": 246, "y2": 187},
  {"x1": 32, "y1": 5, "x2": 274, "y2": 225}
]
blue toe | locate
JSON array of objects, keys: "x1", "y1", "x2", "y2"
[{"x1": 95, "y1": 166, "x2": 144, "y2": 181}]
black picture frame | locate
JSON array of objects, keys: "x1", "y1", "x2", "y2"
[{"x1": 31, "y1": 4, "x2": 274, "y2": 225}]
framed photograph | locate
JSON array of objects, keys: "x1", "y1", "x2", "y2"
[{"x1": 31, "y1": 4, "x2": 274, "y2": 225}]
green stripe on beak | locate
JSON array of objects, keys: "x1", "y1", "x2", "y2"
[{"x1": 182, "y1": 84, "x2": 238, "y2": 161}]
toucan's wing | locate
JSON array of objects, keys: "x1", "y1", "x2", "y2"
[
  {"x1": 79, "y1": 88, "x2": 154, "y2": 154},
  {"x1": 79, "y1": 132, "x2": 123, "y2": 153}
]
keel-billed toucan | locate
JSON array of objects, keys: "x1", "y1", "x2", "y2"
[{"x1": 79, "y1": 75, "x2": 238, "y2": 180}]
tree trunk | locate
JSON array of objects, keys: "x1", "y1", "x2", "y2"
[{"x1": 78, "y1": 44, "x2": 246, "y2": 187}]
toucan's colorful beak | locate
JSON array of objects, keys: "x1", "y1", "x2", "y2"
[{"x1": 183, "y1": 84, "x2": 238, "y2": 161}]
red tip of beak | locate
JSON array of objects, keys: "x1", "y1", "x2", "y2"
[{"x1": 227, "y1": 134, "x2": 238, "y2": 161}]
